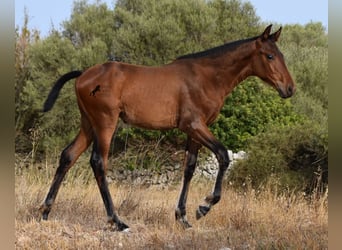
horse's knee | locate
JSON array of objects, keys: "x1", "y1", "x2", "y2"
[
  {"x1": 90, "y1": 150, "x2": 102, "y2": 168},
  {"x1": 89, "y1": 150, "x2": 107, "y2": 183},
  {"x1": 216, "y1": 146, "x2": 230, "y2": 169},
  {"x1": 59, "y1": 147, "x2": 72, "y2": 166},
  {"x1": 187, "y1": 153, "x2": 197, "y2": 168},
  {"x1": 184, "y1": 157, "x2": 196, "y2": 177}
]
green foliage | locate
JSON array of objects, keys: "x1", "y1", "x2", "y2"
[
  {"x1": 210, "y1": 78, "x2": 303, "y2": 150},
  {"x1": 228, "y1": 121, "x2": 328, "y2": 194},
  {"x1": 280, "y1": 22, "x2": 327, "y2": 48},
  {"x1": 15, "y1": 1, "x2": 113, "y2": 153},
  {"x1": 21, "y1": 33, "x2": 80, "y2": 152},
  {"x1": 113, "y1": 0, "x2": 211, "y2": 64},
  {"x1": 62, "y1": 0, "x2": 115, "y2": 54},
  {"x1": 15, "y1": 10, "x2": 40, "y2": 133},
  {"x1": 209, "y1": 0, "x2": 260, "y2": 41},
  {"x1": 112, "y1": 0, "x2": 260, "y2": 65},
  {"x1": 280, "y1": 23, "x2": 328, "y2": 110}
]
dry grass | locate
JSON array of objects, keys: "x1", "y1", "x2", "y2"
[{"x1": 15, "y1": 164, "x2": 327, "y2": 249}]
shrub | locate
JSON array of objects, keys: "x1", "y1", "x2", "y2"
[
  {"x1": 210, "y1": 77, "x2": 303, "y2": 151},
  {"x1": 227, "y1": 121, "x2": 327, "y2": 194}
]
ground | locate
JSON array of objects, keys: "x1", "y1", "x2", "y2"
[{"x1": 15, "y1": 165, "x2": 327, "y2": 249}]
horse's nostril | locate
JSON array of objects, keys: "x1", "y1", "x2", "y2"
[{"x1": 287, "y1": 86, "x2": 293, "y2": 95}]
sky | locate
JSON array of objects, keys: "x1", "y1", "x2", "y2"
[{"x1": 15, "y1": 0, "x2": 328, "y2": 37}]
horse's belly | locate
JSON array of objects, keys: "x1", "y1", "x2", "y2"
[{"x1": 120, "y1": 103, "x2": 178, "y2": 130}]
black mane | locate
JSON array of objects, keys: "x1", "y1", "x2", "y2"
[{"x1": 176, "y1": 36, "x2": 258, "y2": 60}]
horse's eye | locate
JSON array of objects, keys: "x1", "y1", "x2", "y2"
[{"x1": 267, "y1": 54, "x2": 274, "y2": 60}]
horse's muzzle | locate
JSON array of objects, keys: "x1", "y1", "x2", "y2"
[{"x1": 278, "y1": 84, "x2": 295, "y2": 98}]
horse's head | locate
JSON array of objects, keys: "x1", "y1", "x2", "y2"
[{"x1": 252, "y1": 25, "x2": 295, "y2": 98}]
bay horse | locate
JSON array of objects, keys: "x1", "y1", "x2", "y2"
[{"x1": 40, "y1": 25, "x2": 295, "y2": 231}]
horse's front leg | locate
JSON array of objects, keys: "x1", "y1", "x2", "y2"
[
  {"x1": 175, "y1": 137, "x2": 201, "y2": 228},
  {"x1": 183, "y1": 121, "x2": 230, "y2": 220},
  {"x1": 195, "y1": 140, "x2": 230, "y2": 219}
]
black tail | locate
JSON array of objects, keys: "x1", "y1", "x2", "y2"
[{"x1": 43, "y1": 70, "x2": 83, "y2": 112}]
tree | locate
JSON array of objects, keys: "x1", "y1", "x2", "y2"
[
  {"x1": 280, "y1": 22, "x2": 327, "y2": 48},
  {"x1": 279, "y1": 23, "x2": 328, "y2": 108},
  {"x1": 15, "y1": 1, "x2": 114, "y2": 153},
  {"x1": 19, "y1": 32, "x2": 79, "y2": 152},
  {"x1": 112, "y1": 0, "x2": 216, "y2": 65},
  {"x1": 112, "y1": 0, "x2": 261, "y2": 65},
  {"x1": 209, "y1": 0, "x2": 260, "y2": 41},
  {"x1": 15, "y1": 9, "x2": 40, "y2": 132},
  {"x1": 62, "y1": 0, "x2": 115, "y2": 57},
  {"x1": 15, "y1": 9, "x2": 42, "y2": 153}
]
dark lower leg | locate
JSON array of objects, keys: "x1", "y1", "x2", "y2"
[
  {"x1": 180, "y1": 121, "x2": 230, "y2": 220},
  {"x1": 196, "y1": 146, "x2": 230, "y2": 219},
  {"x1": 90, "y1": 139, "x2": 128, "y2": 231},
  {"x1": 40, "y1": 146, "x2": 74, "y2": 219},
  {"x1": 40, "y1": 130, "x2": 91, "y2": 220},
  {"x1": 175, "y1": 139, "x2": 200, "y2": 228}
]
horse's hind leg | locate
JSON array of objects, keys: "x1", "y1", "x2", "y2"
[
  {"x1": 40, "y1": 122, "x2": 92, "y2": 220},
  {"x1": 89, "y1": 119, "x2": 129, "y2": 231}
]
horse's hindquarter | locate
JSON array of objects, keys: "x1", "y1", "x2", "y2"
[{"x1": 76, "y1": 62, "x2": 185, "y2": 130}]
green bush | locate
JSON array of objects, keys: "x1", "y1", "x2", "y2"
[
  {"x1": 210, "y1": 78, "x2": 303, "y2": 150},
  {"x1": 227, "y1": 121, "x2": 327, "y2": 194}
]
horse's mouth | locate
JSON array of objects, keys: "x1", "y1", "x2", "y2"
[{"x1": 275, "y1": 82, "x2": 295, "y2": 99}]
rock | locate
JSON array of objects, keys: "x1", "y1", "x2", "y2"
[
  {"x1": 105, "y1": 150, "x2": 247, "y2": 185},
  {"x1": 196, "y1": 150, "x2": 247, "y2": 179},
  {"x1": 233, "y1": 151, "x2": 247, "y2": 160}
]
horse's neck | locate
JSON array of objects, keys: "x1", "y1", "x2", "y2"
[{"x1": 205, "y1": 42, "x2": 255, "y2": 97}]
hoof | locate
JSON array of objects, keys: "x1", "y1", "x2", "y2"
[
  {"x1": 42, "y1": 212, "x2": 49, "y2": 221},
  {"x1": 177, "y1": 218, "x2": 192, "y2": 229},
  {"x1": 39, "y1": 204, "x2": 50, "y2": 221},
  {"x1": 196, "y1": 205, "x2": 210, "y2": 220},
  {"x1": 175, "y1": 209, "x2": 192, "y2": 229},
  {"x1": 107, "y1": 216, "x2": 129, "y2": 232},
  {"x1": 116, "y1": 221, "x2": 130, "y2": 232}
]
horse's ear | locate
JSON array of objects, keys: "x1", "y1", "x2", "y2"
[
  {"x1": 270, "y1": 27, "x2": 282, "y2": 42},
  {"x1": 260, "y1": 24, "x2": 273, "y2": 41},
  {"x1": 256, "y1": 24, "x2": 272, "y2": 48}
]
